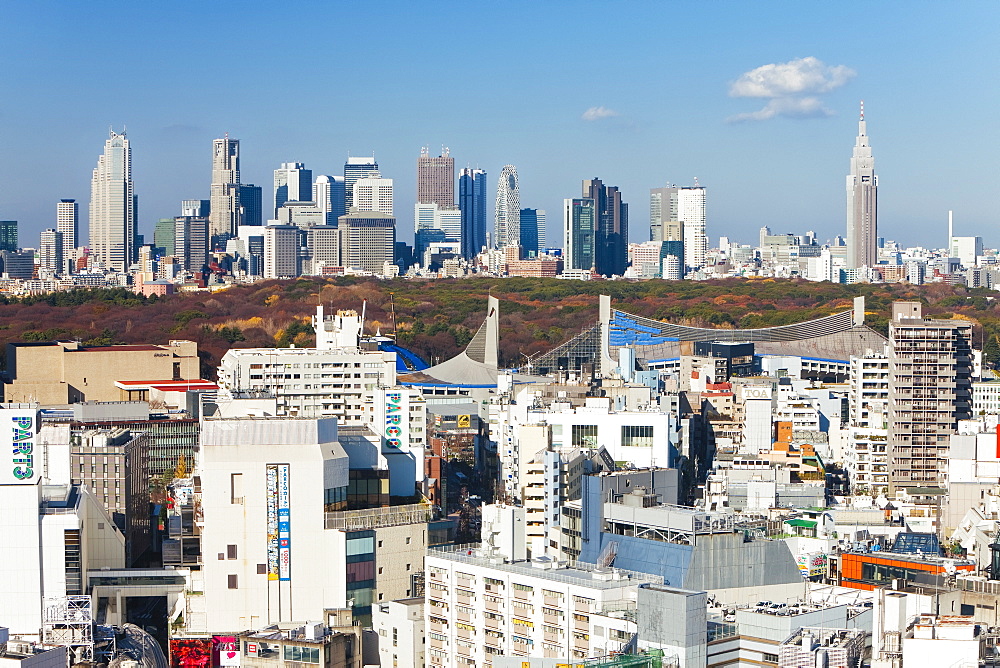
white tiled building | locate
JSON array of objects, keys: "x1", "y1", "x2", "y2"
[
  {"x1": 372, "y1": 598, "x2": 425, "y2": 668},
  {"x1": 425, "y1": 545, "x2": 661, "y2": 668}
]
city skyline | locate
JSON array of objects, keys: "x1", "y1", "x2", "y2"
[{"x1": 2, "y1": 2, "x2": 997, "y2": 250}]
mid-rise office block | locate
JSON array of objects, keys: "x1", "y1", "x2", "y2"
[
  {"x1": 314, "y1": 175, "x2": 346, "y2": 226},
  {"x1": 154, "y1": 218, "x2": 176, "y2": 256},
  {"x1": 563, "y1": 198, "x2": 596, "y2": 271},
  {"x1": 888, "y1": 302, "x2": 973, "y2": 490},
  {"x1": 238, "y1": 184, "x2": 263, "y2": 227},
  {"x1": 352, "y1": 178, "x2": 393, "y2": 216},
  {"x1": 263, "y1": 225, "x2": 301, "y2": 278},
  {"x1": 519, "y1": 208, "x2": 545, "y2": 258},
  {"x1": 38, "y1": 229, "x2": 63, "y2": 274},
  {"x1": 181, "y1": 199, "x2": 210, "y2": 217},
  {"x1": 174, "y1": 215, "x2": 209, "y2": 271},
  {"x1": 337, "y1": 212, "x2": 396, "y2": 274}
]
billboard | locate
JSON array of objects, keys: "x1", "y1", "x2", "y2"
[
  {"x1": 277, "y1": 463, "x2": 291, "y2": 581},
  {"x1": 381, "y1": 389, "x2": 409, "y2": 452},
  {"x1": 212, "y1": 636, "x2": 240, "y2": 667},
  {"x1": 265, "y1": 465, "x2": 279, "y2": 580},
  {"x1": 2, "y1": 407, "x2": 41, "y2": 485},
  {"x1": 170, "y1": 638, "x2": 212, "y2": 668}
]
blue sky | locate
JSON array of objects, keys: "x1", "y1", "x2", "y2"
[{"x1": 2, "y1": 1, "x2": 998, "y2": 250}]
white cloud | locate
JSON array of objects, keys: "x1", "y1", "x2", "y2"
[
  {"x1": 727, "y1": 57, "x2": 854, "y2": 122},
  {"x1": 581, "y1": 106, "x2": 619, "y2": 121},
  {"x1": 726, "y1": 97, "x2": 832, "y2": 123},
  {"x1": 730, "y1": 57, "x2": 855, "y2": 98}
]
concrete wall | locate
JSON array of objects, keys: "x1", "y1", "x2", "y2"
[{"x1": 637, "y1": 585, "x2": 707, "y2": 668}]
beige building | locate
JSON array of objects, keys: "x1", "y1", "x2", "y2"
[{"x1": 3, "y1": 340, "x2": 200, "y2": 404}]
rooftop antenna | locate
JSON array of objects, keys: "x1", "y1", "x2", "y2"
[
  {"x1": 947, "y1": 210, "x2": 954, "y2": 252},
  {"x1": 693, "y1": 176, "x2": 701, "y2": 188},
  {"x1": 360, "y1": 299, "x2": 367, "y2": 339}
]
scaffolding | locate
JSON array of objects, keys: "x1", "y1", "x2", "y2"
[{"x1": 42, "y1": 595, "x2": 94, "y2": 663}]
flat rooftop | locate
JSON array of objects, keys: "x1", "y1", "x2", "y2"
[{"x1": 429, "y1": 543, "x2": 662, "y2": 590}]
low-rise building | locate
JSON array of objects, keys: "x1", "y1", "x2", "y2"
[{"x1": 372, "y1": 598, "x2": 424, "y2": 668}]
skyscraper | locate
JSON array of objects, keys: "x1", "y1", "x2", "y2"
[
  {"x1": 519, "y1": 208, "x2": 546, "y2": 258},
  {"x1": 352, "y1": 178, "x2": 393, "y2": 215},
  {"x1": 458, "y1": 168, "x2": 487, "y2": 259},
  {"x1": 314, "y1": 175, "x2": 346, "y2": 225},
  {"x1": 89, "y1": 129, "x2": 137, "y2": 271},
  {"x1": 209, "y1": 137, "x2": 240, "y2": 242},
  {"x1": 0, "y1": 221, "x2": 17, "y2": 252},
  {"x1": 494, "y1": 165, "x2": 520, "y2": 251},
  {"x1": 182, "y1": 199, "x2": 210, "y2": 217},
  {"x1": 678, "y1": 186, "x2": 707, "y2": 272},
  {"x1": 649, "y1": 185, "x2": 683, "y2": 243},
  {"x1": 237, "y1": 185, "x2": 263, "y2": 227},
  {"x1": 344, "y1": 156, "x2": 379, "y2": 212},
  {"x1": 846, "y1": 102, "x2": 878, "y2": 270},
  {"x1": 57, "y1": 199, "x2": 78, "y2": 265},
  {"x1": 563, "y1": 198, "x2": 596, "y2": 271},
  {"x1": 337, "y1": 211, "x2": 396, "y2": 274},
  {"x1": 154, "y1": 218, "x2": 176, "y2": 256},
  {"x1": 417, "y1": 147, "x2": 455, "y2": 207},
  {"x1": 174, "y1": 216, "x2": 209, "y2": 272},
  {"x1": 274, "y1": 162, "x2": 313, "y2": 216},
  {"x1": 582, "y1": 178, "x2": 628, "y2": 277}
]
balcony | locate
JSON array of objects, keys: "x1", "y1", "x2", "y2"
[
  {"x1": 485, "y1": 598, "x2": 502, "y2": 613},
  {"x1": 457, "y1": 627, "x2": 475, "y2": 640},
  {"x1": 484, "y1": 617, "x2": 500, "y2": 631},
  {"x1": 544, "y1": 631, "x2": 562, "y2": 644}
]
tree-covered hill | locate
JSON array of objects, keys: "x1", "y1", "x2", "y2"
[{"x1": 1, "y1": 277, "x2": 998, "y2": 378}]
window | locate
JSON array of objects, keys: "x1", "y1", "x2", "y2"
[
  {"x1": 283, "y1": 645, "x2": 320, "y2": 663},
  {"x1": 228, "y1": 575, "x2": 238, "y2": 589},
  {"x1": 572, "y1": 425, "x2": 598, "y2": 448},
  {"x1": 227, "y1": 545, "x2": 238, "y2": 559},
  {"x1": 230, "y1": 473, "x2": 243, "y2": 504},
  {"x1": 761, "y1": 653, "x2": 778, "y2": 664},
  {"x1": 621, "y1": 425, "x2": 654, "y2": 447}
]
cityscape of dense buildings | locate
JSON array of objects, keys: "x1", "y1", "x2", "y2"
[{"x1": 4, "y1": 97, "x2": 1000, "y2": 668}]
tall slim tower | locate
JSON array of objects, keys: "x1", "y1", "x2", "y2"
[
  {"x1": 57, "y1": 199, "x2": 78, "y2": 265},
  {"x1": 459, "y1": 168, "x2": 487, "y2": 259},
  {"x1": 209, "y1": 137, "x2": 240, "y2": 242},
  {"x1": 494, "y1": 165, "x2": 520, "y2": 250},
  {"x1": 89, "y1": 129, "x2": 136, "y2": 271},
  {"x1": 313, "y1": 175, "x2": 346, "y2": 225},
  {"x1": 846, "y1": 101, "x2": 878, "y2": 270},
  {"x1": 678, "y1": 186, "x2": 707, "y2": 271},
  {"x1": 417, "y1": 147, "x2": 455, "y2": 207},
  {"x1": 344, "y1": 156, "x2": 380, "y2": 212}
]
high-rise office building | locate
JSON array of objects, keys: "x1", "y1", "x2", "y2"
[
  {"x1": 154, "y1": 218, "x2": 176, "y2": 256},
  {"x1": 274, "y1": 162, "x2": 313, "y2": 217},
  {"x1": 337, "y1": 211, "x2": 396, "y2": 274},
  {"x1": 582, "y1": 178, "x2": 628, "y2": 277},
  {"x1": 39, "y1": 229, "x2": 63, "y2": 273},
  {"x1": 57, "y1": 199, "x2": 78, "y2": 264},
  {"x1": 264, "y1": 225, "x2": 301, "y2": 278},
  {"x1": 174, "y1": 216, "x2": 209, "y2": 272},
  {"x1": 458, "y1": 168, "x2": 487, "y2": 259},
  {"x1": 678, "y1": 186, "x2": 707, "y2": 271},
  {"x1": 314, "y1": 175, "x2": 346, "y2": 225},
  {"x1": 352, "y1": 178, "x2": 393, "y2": 215},
  {"x1": 237, "y1": 185, "x2": 262, "y2": 227},
  {"x1": 344, "y1": 156, "x2": 379, "y2": 212},
  {"x1": 888, "y1": 302, "x2": 973, "y2": 490},
  {"x1": 494, "y1": 165, "x2": 520, "y2": 251},
  {"x1": 89, "y1": 129, "x2": 137, "y2": 271},
  {"x1": 417, "y1": 147, "x2": 455, "y2": 207},
  {"x1": 0, "y1": 221, "x2": 17, "y2": 252},
  {"x1": 649, "y1": 185, "x2": 683, "y2": 243},
  {"x1": 847, "y1": 102, "x2": 877, "y2": 270},
  {"x1": 519, "y1": 208, "x2": 546, "y2": 258},
  {"x1": 563, "y1": 198, "x2": 596, "y2": 271},
  {"x1": 209, "y1": 137, "x2": 240, "y2": 242}
]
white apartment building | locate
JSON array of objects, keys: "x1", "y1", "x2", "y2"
[
  {"x1": 973, "y1": 380, "x2": 1000, "y2": 415},
  {"x1": 425, "y1": 545, "x2": 660, "y2": 668},
  {"x1": 846, "y1": 353, "x2": 890, "y2": 493},
  {"x1": 372, "y1": 598, "x2": 425, "y2": 668}
]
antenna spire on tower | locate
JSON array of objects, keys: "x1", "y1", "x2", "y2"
[{"x1": 860, "y1": 100, "x2": 865, "y2": 121}]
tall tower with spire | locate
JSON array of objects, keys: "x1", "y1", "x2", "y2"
[{"x1": 846, "y1": 101, "x2": 878, "y2": 270}]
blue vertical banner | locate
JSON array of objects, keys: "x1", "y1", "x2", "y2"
[{"x1": 277, "y1": 463, "x2": 291, "y2": 581}]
